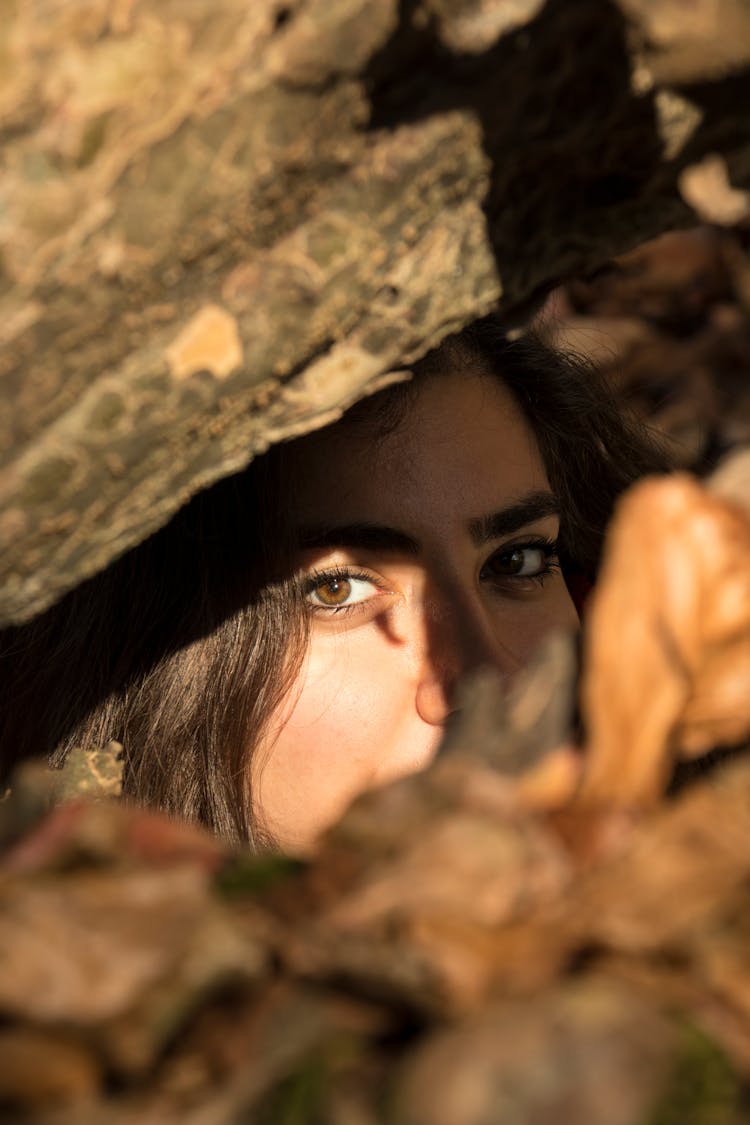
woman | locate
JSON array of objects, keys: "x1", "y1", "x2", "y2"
[{"x1": 0, "y1": 316, "x2": 667, "y2": 851}]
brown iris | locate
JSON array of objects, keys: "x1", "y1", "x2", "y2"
[
  {"x1": 313, "y1": 577, "x2": 352, "y2": 606},
  {"x1": 494, "y1": 549, "x2": 526, "y2": 576},
  {"x1": 485, "y1": 548, "x2": 528, "y2": 576}
]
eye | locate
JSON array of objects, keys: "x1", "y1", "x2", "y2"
[
  {"x1": 480, "y1": 540, "x2": 559, "y2": 584},
  {"x1": 483, "y1": 546, "x2": 548, "y2": 578},
  {"x1": 305, "y1": 569, "x2": 385, "y2": 612}
]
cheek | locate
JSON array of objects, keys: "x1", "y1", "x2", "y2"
[
  {"x1": 299, "y1": 628, "x2": 414, "y2": 740},
  {"x1": 252, "y1": 631, "x2": 416, "y2": 851}
]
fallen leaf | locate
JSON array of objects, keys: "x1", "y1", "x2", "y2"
[{"x1": 580, "y1": 472, "x2": 750, "y2": 805}]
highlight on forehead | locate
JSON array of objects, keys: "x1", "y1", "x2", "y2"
[{"x1": 337, "y1": 332, "x2": 494, "y2": 439}]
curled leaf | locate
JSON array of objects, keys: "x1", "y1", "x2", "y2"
[{"x1": 580, "y1": 472, "x2": 750, "y2": 805}]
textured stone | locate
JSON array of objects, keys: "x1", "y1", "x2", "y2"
[{"x1": 2, "y1": 0, "x2": 750, "y2": 623}]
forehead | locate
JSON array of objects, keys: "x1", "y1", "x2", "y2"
[{"x1": 283, "y1": 372, "x2": 551, "y2": 531}]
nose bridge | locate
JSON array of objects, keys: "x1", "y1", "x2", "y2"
[
  {"x1": 415, "y1": 574, "x2": 519, "y2": 727},
  {"x1": 422, "y1": 577, "x2": 520, "y2": 691}
]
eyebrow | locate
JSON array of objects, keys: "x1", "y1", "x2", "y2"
[
  {"x1": 298, "y1": 490, "x2": 560, "y2": 555},
  {"x1": 299, "y1": 522, "x2": 421, "y2": 556},
  {"x1": 468, "y1": 490, "x2": 560, "y2": 546}
]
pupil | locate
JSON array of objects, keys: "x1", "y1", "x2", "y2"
[
  {"x1": 492, "y1": 550, "x2": 524, "y2": 575},
  {"x1": 506, "y1": 550, "x2": 524, "y2": 574}
]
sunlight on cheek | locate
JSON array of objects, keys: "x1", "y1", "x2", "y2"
[
  {"x1": 264, "y1": 621, "x2": 422, "y2": 806},
  {"x1": 289, "y1": 636, "x2": 363, "y2": 732},
  {"x1": 289, "y1": 639, "x2": 400, "y2": 760},
  {"x1": 253, "y1": 635, "x2": 413, "y2": 853}
]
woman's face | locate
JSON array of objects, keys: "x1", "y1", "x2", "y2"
[{"x1": 253, "y1": 370, "x2": 579, "y2": 852}]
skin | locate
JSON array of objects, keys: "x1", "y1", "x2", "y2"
[{"x1": 253, "y1": 371, "x2": 579, "y2": 853}]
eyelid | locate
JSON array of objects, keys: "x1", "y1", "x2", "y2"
[
  {"x1": 483, "y1": 533, "x2": 559, "y2": 558},
  {"x1": 303, "y1": 564, "x2": 392, "y2": 592}
]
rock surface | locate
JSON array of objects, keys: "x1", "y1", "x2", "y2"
[{"x1": 3, "y1": 0, "x2": 750, "y2": 622}]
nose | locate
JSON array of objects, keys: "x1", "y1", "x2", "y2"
[{"x1": 414, "y1": 585, "x2": 521, "y2": 727}]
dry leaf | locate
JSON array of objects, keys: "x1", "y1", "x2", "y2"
[
  {"x1": 0, "y1": 857, "x2": 268, "y2": 1078},
  {"x1": 394, "y1": 978, "x2": 678, "y2": 1125},
  {"x1": 0, "y1": 1026, "x2": 101, "y2": 1110},
  {"x1": 580, "y1": 472, "x2": 750, "y2": 805},
  {"x1": 680, "y1": 155, "x2": 750, "y2": 227}
]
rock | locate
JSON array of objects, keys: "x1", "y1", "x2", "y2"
[{"x1": 3, "y1": 0, "x2": 750, "y2": 623}]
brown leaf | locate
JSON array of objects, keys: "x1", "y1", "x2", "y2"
[
  {"x1": 2, "y1": 799, "x2": 226, "y2": 876},
  {"x1": 0, "y1": 1026, "x2": 101, "y2": 1111},
  {"x1": 680, "y1": 155, "x2": 750, "y2": 227},
  {"x1": 0, "y1": 863, "x2": 267, "y2": 1075},
  {"x1": 394, "y1": 977, "x2": 678, "y2": 1125},
  {"x1": 570, "y1": 761, "x2": 750, "y2": 952},
  {"x1": 285, "y1": 754, "x2": 572, "y2": 1014},
  {"x1": 579, "y1": 472, "x2": 750, "y2": 805}
]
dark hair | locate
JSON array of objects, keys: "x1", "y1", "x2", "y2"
[
  {"x1": 0, "y1": 455, "x2": 306, "y2": 846},
  {"x1": 0, "y1": 318, "x2": 669, "y2": 841}
]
